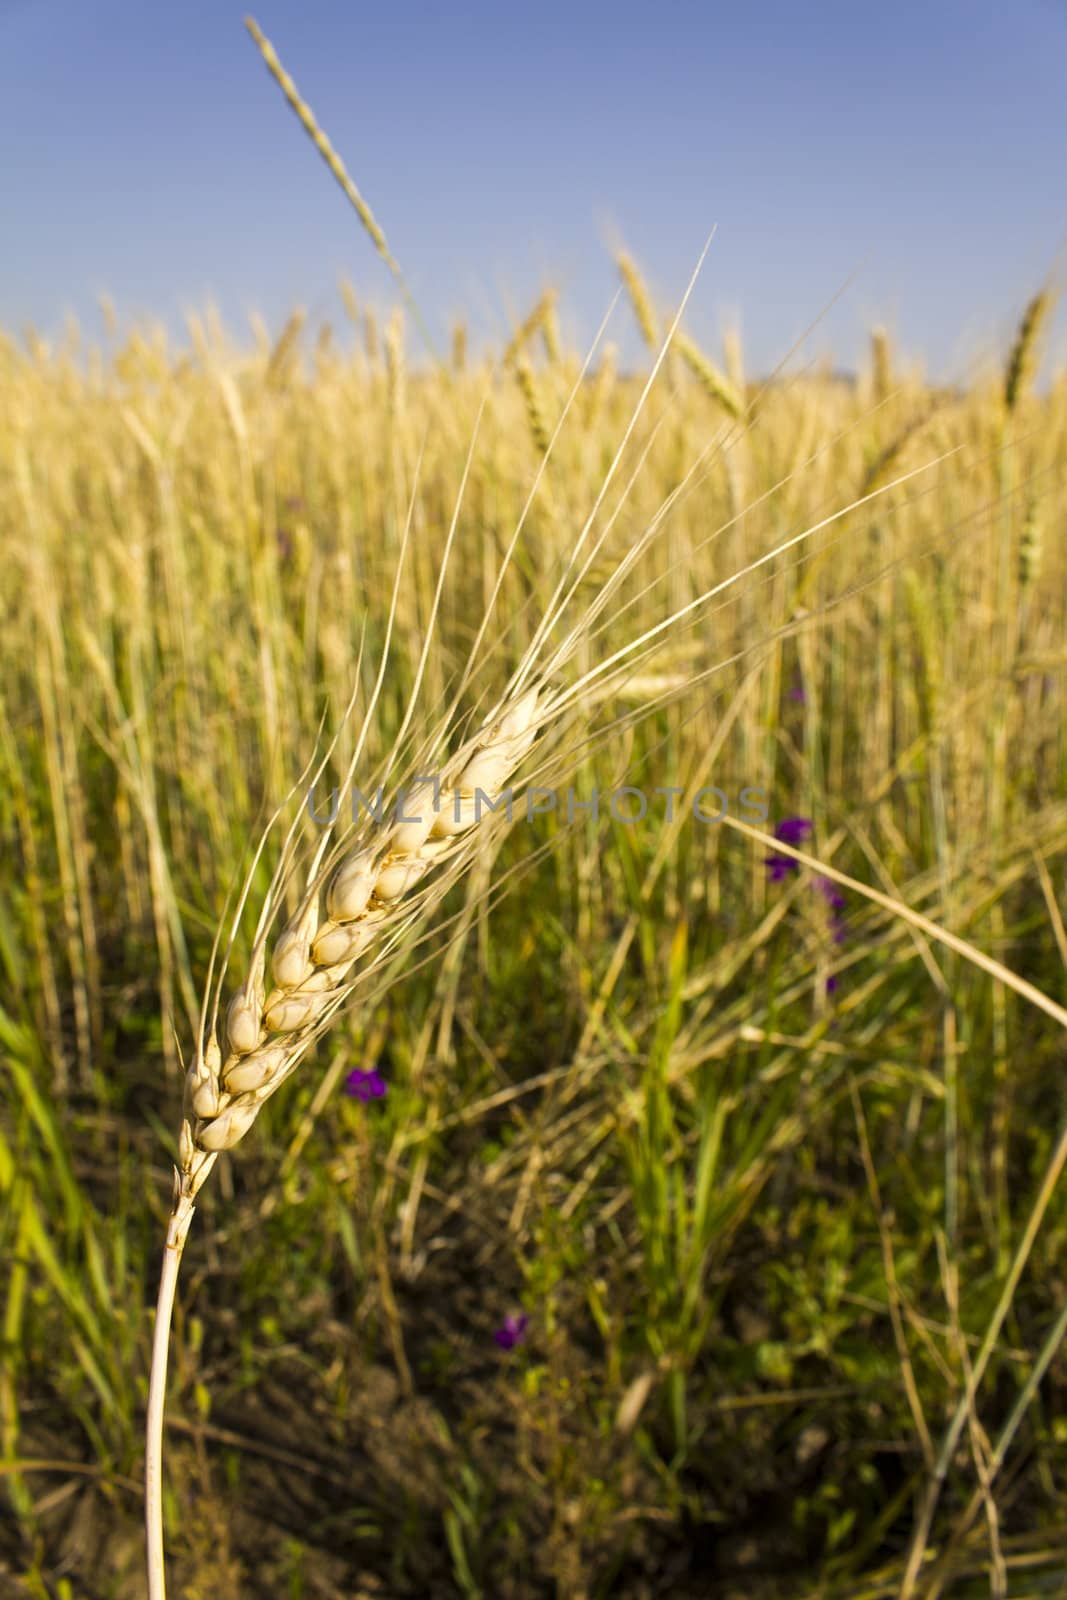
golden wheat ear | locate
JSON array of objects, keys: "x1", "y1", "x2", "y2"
[
  {"x1": 185, "y1": 686, "x2": 544, "y2": 1164},
  {"x1": 244, "y1": 14, "x2": 439, "y2": 360},
  {"x1": 1003, "y1": 287, "x2": 1057, "y2": 415}
]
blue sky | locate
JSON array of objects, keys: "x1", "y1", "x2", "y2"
[{"x1": 2, "y1": 0, "x2": 1065, "y2": 377}]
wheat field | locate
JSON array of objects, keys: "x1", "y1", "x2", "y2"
[{"x1": 1, "y1": 179, "x2": 1067, "y2": 1598}]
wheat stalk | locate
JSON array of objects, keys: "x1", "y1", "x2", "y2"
[
  {"x1": 142, "y1": 217, "x2": 714, "y2": 1592},
  {"x1": 145, "y1": 683, "x2": 544, "y2": 1597}
]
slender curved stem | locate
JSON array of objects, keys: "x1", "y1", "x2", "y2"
[{"x1": 146, "y1": 1187, "x2": 195, "y2": 1600}]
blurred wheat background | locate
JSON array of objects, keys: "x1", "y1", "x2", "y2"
[{"x1": 1, "y1": 261, "x2": 1066, "y2": 1599}]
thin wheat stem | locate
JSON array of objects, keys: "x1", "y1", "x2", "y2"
[{"x1": 145, "y1": 1189, "x2": 196, "y2": 1600}]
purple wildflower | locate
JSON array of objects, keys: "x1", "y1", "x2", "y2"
[
  {"x1": 825, "y1": 975, "x2": 839, "y2": 994},
  {"x1": 815, "y1": 876, "x2": 847, "y2": 912},
  {"x1": 765, "y1": 819, "x2": 812, "y2": 879},
  {"x1": 494, "y1": 1313, "x2": 529, "y2": 1351},
  {"x1": 830, "y1": 917, "x2": 849, "y2": 945},
  {"x1": 774, "y1": 817, "x2": 813, "y2": 846},
  {"x1": 789, "y1": 673, "x2": 807, "y2": 704},
  {"x1": 344, "y1": 1067, "x2": 387, "y2": 1102}
]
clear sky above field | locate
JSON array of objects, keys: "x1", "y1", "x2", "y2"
[{"x1": 2, "y1": 0, "x2": 1065, "y2": 378}]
